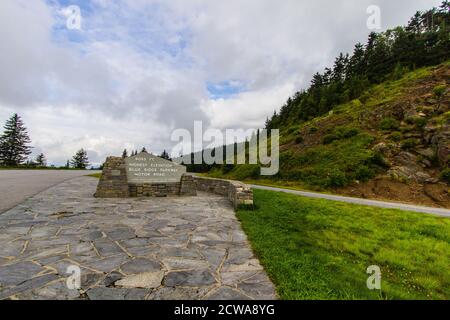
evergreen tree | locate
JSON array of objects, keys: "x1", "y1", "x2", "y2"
[
  {"x1": 0, "y1": 114, "x2": 32, "y2": 166},
  {"x1": 264, "y1": 1, "x2": 449, "y2": 130},
  {"x1": 35, "y1": 153, "x2": 47, "y2": 167},
  {"x1": 347, "y1": 43, "x2": 366, "y2": 78},
  {"x1": 70, "y1": 149, "x2": 89, "y2": 169},
  {"x1": 160, "y1": 150, "x2": 170, "y2": 160},
  {"x1": 122, "y1": 149, "x2": 128, "y2": 158},
  {"x1": 311, "y1": 73, "x2": 324, "y2": 88},
  {"x1": 331, "y1": 53, "x2": 349, "y2": 83},
  {"x1": 26, "y1": 159, "x2": 36, "y2": 167}
]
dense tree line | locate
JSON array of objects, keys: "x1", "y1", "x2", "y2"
[{"x1": 265, "y1": 1, "x2": 450, "y2": 130}]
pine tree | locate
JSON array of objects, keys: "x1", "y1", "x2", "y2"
[
  {"x1": 35, "y1": 153, "x2": 47, "y2": 167},
  {"x1": 347, "y1": 43, "x2": 366, "y2": 78},
  {"x1": 0, "y1": 114, "x2": 32, "y2": 166},
  {"x1": 122, "y1": 149, "x2": 128, "y2": 158},
  {"x1": 26, "y1": 159, "x2": 36, "y2": 167},
  {"x1": 160, "y1": 150, "x2": 170, "y2": 160},
  {"x1": 331, "y1": 53, "x2": 349, "y2": 83},
  {"x1": 70, "y1": 149, "x2": 89, "y2": 169}
]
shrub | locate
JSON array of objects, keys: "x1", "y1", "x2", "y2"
[
  {"x1": 400, "y1": 125, "x2": 414, "y2": 133},
  {"x1": 433, "y1": 84, "x2": 447, "y2": 98},
  {"x1": 389, "y1": 132, "x2": 402, "y2": 141},
  {"x1": 309, "y1": 126, "x2": 318, "y2": 133},
  {"x1": 295, "y1": 136, "x2": 304, "y2": 144},
  {"x1": 360, "y1": 92, "x2": 370, "y2": 103},
  {"x1": 231, "y1": 164, "x2": 261, "y2": 180},
  {"x1": 379, "y1": 117, "x2": 399, "y2": 131},
  {"x1": 325, "y1": 169, "x2": 347, "y2": 188},
  {"x1": 341, "y1": 127, "x2": 360, "y2": 138},
  {"x1": 401, "y1": 138, "x2": 419, "y2": 150},
  {"x1": 406, "y1": 116, "x2": 427, "y2": 128},
  {"x1": 323, "y1": 134, "x2": 339, "y2": 144},
  {"x1": 221, "y1": 164, "x2": 235, "y2": 174},
  {"x1": 354, "y1": 165, "x2": 376, "y2": 182},
  {"x1": 440, "y1": 169, "x2": 450, "y2": 184},
  {"x1": 405, "y1": 117, "x2": 414, "y2": 125},
  {"x1": 369, "y1": 152, "x2": 390, "y2": 168},
  {"x1": 413, "y1": 116, "x2": 427, "y2": 128},
  {"x1": 323, "y1": 126, "x2": 360, "y2": 144},
  {"x1": 350, "y1": 99, "x2": 362, "y2": 108}
]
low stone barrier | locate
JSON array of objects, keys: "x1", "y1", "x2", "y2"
[{"x1": 193, "y1": 176, "x2": 253, "y2": 210}]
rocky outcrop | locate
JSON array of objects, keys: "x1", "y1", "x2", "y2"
[{"x1": 434, "y1": 124, "x2": 450, "y2": 166}]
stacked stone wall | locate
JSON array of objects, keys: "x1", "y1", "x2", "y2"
[
  {"x1": 193, "y1": 176, "x2": 253, "y2": 210},
  {"x1": 94, "y1": 157, "x2": 129, "y2": 198}
]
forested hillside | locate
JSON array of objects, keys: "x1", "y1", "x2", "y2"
[
  {"x1": 265, "y1": 1, "x2": 449, "y2": 129},
  {"x1": 193, "y1": 2, "x2": 450, "y2": 207}
]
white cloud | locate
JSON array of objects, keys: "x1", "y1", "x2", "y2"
[
  {"x1": 0, "y1": 0, "x2": 442, "y2": 165},
  {"x1": 202, "y1": 81, "x2": 298, "y2": 130}
]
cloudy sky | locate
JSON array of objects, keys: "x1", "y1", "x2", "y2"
[{"x1": 0, "y1": 0, "x2": 441, "y2": 166}]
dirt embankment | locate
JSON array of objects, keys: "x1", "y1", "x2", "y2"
[{"x1": 336, "y1": 177, "x2": 449, "y2": 208}]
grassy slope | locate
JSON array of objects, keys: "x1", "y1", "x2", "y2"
[
  {"x1": 238, "y1": 189, "x2": 450, "y2": 300},
  {"x1": 208, "y1": 62, "x2": 449, "y2": 191}
]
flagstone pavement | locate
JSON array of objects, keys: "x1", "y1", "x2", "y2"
[{"x1": 0, "y1": 177, "x2": 276, "y2": 300}]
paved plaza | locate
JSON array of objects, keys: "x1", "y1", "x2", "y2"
[{"x1": 0, "y1": 177, "x2": 276, "y2": 300}]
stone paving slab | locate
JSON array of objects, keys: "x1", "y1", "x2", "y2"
[{"x1": 0, "y1": 177, "x2": 277, "y2": 300}]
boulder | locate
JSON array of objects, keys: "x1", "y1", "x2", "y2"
[
  {"x1": 433, "y1": 124, "x2": 450, "y2": 165},
  {"x1": 388, "y1": 166, "x2": 434, "y2": 183},
  {"x1": 388, "y1": 166, "x2": 416, "y2": 182},
  {"x1": 373, "y1": 142, "x2": 388, "y2": 154},
  {"x1": 417, "y1": 148, "x2": 436, "y2": 160}
]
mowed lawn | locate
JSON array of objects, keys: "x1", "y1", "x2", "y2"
[{"x1": 237, "y1": 189, "x2": 450, "y2": 300}]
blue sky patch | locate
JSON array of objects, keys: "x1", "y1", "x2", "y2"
[{"x1": 207, "y1": 81, "x2": 246, "y2": 100}]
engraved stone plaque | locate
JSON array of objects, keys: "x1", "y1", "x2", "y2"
[
  {"x1": 111, "y1": 170, "x2": 121, "y2": 176},
  {"x1": 125, "y1": 152, "x2": 186, "y2": 184}
]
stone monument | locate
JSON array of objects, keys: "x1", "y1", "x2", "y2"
[{"x1": 95, "y1": 152, "x2": 197, "y2": 198}]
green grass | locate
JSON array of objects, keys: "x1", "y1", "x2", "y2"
[
  {"x1": 238, "y1": 189, "x2": 450, "y2": 300},
  {"x1": 210, "y1": 133, "x2": 382, "y2": 189},
  {"x1": 278, "y1": 133, "x2": 379, "y2": 188},
  {"x1": 87, "y1": 173, "x2": 102, "y2": 178}
]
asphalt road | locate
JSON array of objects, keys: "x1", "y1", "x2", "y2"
[
  {"x1": 250, "y1": 184, "x2": 450, "y2": 217},
  {"x1": 0, "y1": 170, "x2": 100, "y2": 214}
]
